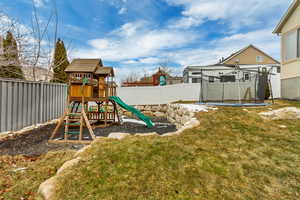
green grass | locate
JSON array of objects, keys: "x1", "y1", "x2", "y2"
[
  {"x1": 0, "y1": 150, "x2": 75, "y2": 200},
  {"x1": 51, "y1": 100, "x2": 300, "y2": 200}
]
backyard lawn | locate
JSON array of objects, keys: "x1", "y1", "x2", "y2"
[
  {"x1": 1, "y1": 100, "x2": 300, "y2": 200},
  {"x1": 54, "y1": 100, "x2": 300, "y2": 200},
  {"x1": 0, "y1": 151, "x2": 75, "y2": 200}
]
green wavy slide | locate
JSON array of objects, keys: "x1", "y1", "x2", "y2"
[{"x1": 109, "y1": 96, "x2": 154, "y2": 128}]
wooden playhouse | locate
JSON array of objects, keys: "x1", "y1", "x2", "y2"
[{"x1": 49, "y1": 59, "x2": 121, "y2": 144}]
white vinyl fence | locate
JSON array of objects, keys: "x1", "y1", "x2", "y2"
[
  {"x1": 0, "y1": 79, "x2": 67, "y2": 133},
  {"x1": 117, "y1": 84, "x2": 201, "y2": 105},
  {"x1": 117, "y1": 81, "x2": 274, "y2": 105}
]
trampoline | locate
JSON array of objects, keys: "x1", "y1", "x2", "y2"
[{"x1": 198, "y1": 65, "x2": 275, "y2": 107}]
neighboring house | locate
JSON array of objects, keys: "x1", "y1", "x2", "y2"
[
  {"x1": 122, "y1": 68, "x2": 183, "y2": 87},
  {"x1": 273, "y1": 0, "x2": 300, "y2": 100},
  {"x1": 166, "y1": 76, "x2": 183, "y2": 85},
  {"x1": 183, "y1": 45, "x2": 281, "y2": 98},
  {"x1": 22, "y1": 66, "x2": 53, "y2": 81}
]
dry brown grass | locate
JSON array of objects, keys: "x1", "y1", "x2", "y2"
[
  {"x1": 51, "y1": 100, "x2": 300, "y2": 200},
  {"x1": 1, "y1": 100, "x2": 300, "y2": 200},
  {"x1": 0, "y1": 150, "x2": 75, "y2": 200}
]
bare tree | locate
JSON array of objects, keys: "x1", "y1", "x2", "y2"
[
  {"x1": 158, "y1": 59, "x2": 173, "y2": 75},
  {"x1": 121, "y1": 72, "x2": 140, "y2": 84},
  {"x1": 0, "y1": 0, "x2": 71, "y2": 82}
]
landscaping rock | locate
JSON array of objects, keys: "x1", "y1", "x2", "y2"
[
  {"x1": 108, "y1": 132, "x2": 131, "y2": 140},
  {"x1": 38, "y1": 177, "x2": 57, "y2": 200},
  {"x1": 135, "y1": 132, "x2": 158, "y2": 137},
  {"x1": 154, "y1": 111, "x2": 165, "y2": 117},
  {"x1": 74, "y1": 145, "x2": 92, "y2": 157},
  {"x1": 278, "y1": 125, "x2": 287, "y2": 129},
  {"x1": 56, "y1": 157, "x2": 81, "y2": 175},
  {"x1": 260, "y1": 107, "x2": 300, "y2": 120}
]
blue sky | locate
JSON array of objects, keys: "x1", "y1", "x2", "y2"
[{"x1": 0, "y1": 0, "x2": 293, "y2": 79}]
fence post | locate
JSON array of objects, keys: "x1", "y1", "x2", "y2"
[{"x1": 39, "y1": 81, "x2": 43, "y2": 124}]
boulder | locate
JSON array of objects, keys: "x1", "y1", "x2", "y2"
[
  {"x1": 181, "y1": 115, "x2": 190, "y2": 125},
  {"x1": 135, "y1": 132, "x2": 159, "y2": 137},
  {"x1": 154, "y1": 111, "x2": 165, "y2": 117},
  {"x1": 38, "y1": 177, "x2": 57, "y2": 200},
  {"x1": 56, "y1": 157, "x2": 81, "y2": 175},
  {"x1": 150, "y1": 105, "x2": 160, "y2": 112},
  {"x1": 108, "y1": 132, "x2": 131, "y2": 140},
  {"x1": 159, "y1": 105, "x2": 167, "y2": 112}
]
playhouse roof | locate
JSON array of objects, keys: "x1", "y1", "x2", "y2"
[
  {"x1": 95, "y1": 67, "x2": 114, "y2": 76},
  {"x1": 65, "y1": 59, "x2": 103, "y2": 73}
]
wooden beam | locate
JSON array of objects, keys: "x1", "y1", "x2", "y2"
[
  {"x1": 79, "y1": 114, "x2": 83, "y2": 141},
  {"x1": 83, "y1": 111, "x2": 96, "y2": 140},
  {"x1": 49, "y1": 111, "x2": 67, "y2": 140},
  {"x1": 64, "y1": 115, "x2": 69, "y2": 141}
]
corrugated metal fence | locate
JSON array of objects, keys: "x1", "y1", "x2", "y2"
[{"x1": 0, "y1": 79, "x2": 68, "y2": 133}]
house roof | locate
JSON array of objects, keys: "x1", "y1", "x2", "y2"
[
  {"x1": 219, "y1": 44, "x2": 280, "y2": 64},
  {"x1": 95, "y1": 67, "x2": 114, "y2": 76},
  {"x1": 65, "y1": 59, "x2": 103, "y2": 73},
  {"x1": 184, "y1": 64, "x2": 235, "y2": 72},
  {"x1": 273, "y1": 0, "x2": 300, "y2": 34}
]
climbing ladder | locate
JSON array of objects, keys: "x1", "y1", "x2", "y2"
[{"x1": 49, "y1": 79, "x2": 96, "y2": 144}]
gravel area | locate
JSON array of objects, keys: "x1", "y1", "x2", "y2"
[{"x1": 0, "y1": 117, "x2": 176, "y2": 156}]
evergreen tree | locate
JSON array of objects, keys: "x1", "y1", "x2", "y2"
[
  {"x1": 0, "y1": 31, "x2": 24, "y2": 79},
  {"x1": 52, "y1": 39, "x2": 69, "y2": 83}
]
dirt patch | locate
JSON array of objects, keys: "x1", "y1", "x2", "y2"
[
  {"x1": 94, "y1": 117, "x2": 177, "y2": 137},
  {"x1": 0, "y1": 117, "x2": 176, "y2": 156},
  {"x1": 0, "y1": 124, "x2": 75, "y2": 157}
]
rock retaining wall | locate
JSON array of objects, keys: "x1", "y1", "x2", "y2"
[
  {"x1": 120, "y1": 104, "x2": 208, "y2": 129},
  {"x1": 120, "y1": 104, "x2": 167, "y2": 118},
  {"x1": 165, "y1": 104, "x2": 197, "y2": 128}
]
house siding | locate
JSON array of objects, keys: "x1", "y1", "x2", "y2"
[
  {"x1": 279, "y1": 2, "x2": 300, "y2": 99},
  {"x1": 281, "y1": 4, "x2": 300, "y2": 33},
  {"x1": 281, "y1": 60, "x2": 300, "y2": 79},
  {"x1": 224, "y1": 47, "x2": 278, "y2": 65},
  {"x1": 281, "y1": 76, "x2": 300, "y2": 100}
]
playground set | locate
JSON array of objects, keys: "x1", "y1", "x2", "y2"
[{"x1": 49, "y1": 59, "x2": 153, "y2": 144}]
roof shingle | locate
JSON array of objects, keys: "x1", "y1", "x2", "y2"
[{"x1": 65, "y1": 59, "x2": 103, "y2": 73}]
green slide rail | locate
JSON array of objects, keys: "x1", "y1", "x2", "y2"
[{"x1": 109, "y1": 96, "x2": 154, "y2": 128}]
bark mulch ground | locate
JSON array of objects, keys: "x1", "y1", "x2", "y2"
[{"x1": 0, "y1": 117, "x2": 176, "y2": 156}]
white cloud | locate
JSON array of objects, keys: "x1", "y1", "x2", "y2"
[
  {"x1": 122, "y1": 57, "x2": 163, "y2": 65},
  {"x1": 74, "y1": 21, "x2": 199, "y2": 61},
  {"x1": 112, "y1": 21, "x2": 147, "y2": 37},
  {"x1": 73, "y1": 0, "x2": 287, "y2": 81},
  {"x1": 139, "y1": 57, "x2": 163, "y2": 64},
  {"x1": 168, "y1": 28, "x2": 280, "y2": 66},
  {"x1": 118, "y1": 7, "x2": 127, "y2": 15},
  {"x1": 74, "y1": 19, "x2": 280, "y2": 81},
  {"x1": 166, "y1": 0, "x2": 291, "y2": 30},
  {"x1": 32, "y1": 0, "x2": 45, "y2": 8},
  {"x1": 122, "y1": 60, "x2": 139, "y2": 64}
]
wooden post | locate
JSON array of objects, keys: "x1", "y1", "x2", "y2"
[
  {"x1": 64, "y1": 115, "x2": 69, "y2": 141},
  {"x1": 79, "y1": 114, "x2": 83, "y2": 141},
  {"x1": 104, "y1": 100, "x2": 108, "y2": 126},
  {"x1": 50, "y1": 111, "x2": 67, "y2": 140},
  {"x1": 83, "y1": 111, "x2": 96, "y2": 140}
]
